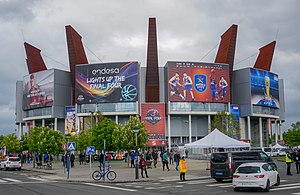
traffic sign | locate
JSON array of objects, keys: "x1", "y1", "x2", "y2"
[
  {"x1": 62, "y1": 143, "x2": 67, "y2": 151},
  {"x1": 68, "y1": 142, "x2": 76, "y2": 151},
  {"x1": 87, "y1": 146, "x2": 95, "y2": 155}
]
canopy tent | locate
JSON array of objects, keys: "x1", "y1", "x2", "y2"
[
  {"x1": 185, "y1": 128, "x2": 250, "y2": 149},
  {"x1": 272, "y1": 143, "x2": 286, "y2": 149}
]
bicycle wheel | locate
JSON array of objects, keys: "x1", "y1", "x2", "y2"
[
  {"x1": 92, "y1": 170, "x2": 102, "y2": 181},
  {"x1": 107, "y1": 171, "x2": 117, "y2": 181}
]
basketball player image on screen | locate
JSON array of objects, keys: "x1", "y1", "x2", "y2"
[
  {"x1": 210, "y1": 79, "x2": 218, "y2": 101},
  {"x1": 28, "y1": 74, "x2": 42, "y2": 106},
  {"x1": 183, "y1": 72, "x2": 195, "y2": 101},
  {"x1": 219, "y1": 76, "x2": 228, "y2": 100},
  {"x1": 169, "y1": 72, "x2": 185, "y2": 100}
]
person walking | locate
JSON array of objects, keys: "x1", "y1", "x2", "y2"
[
  {"x1": 99, "y1": 151, "x2": 104, "y2": 168},
  {"x1": 179, "y1": 156, "x2": 187, "y2": 181},
  {"x1": 70, "y1": 153, "x2": 75, "y2": 168},
  {"x1": 152, "y1": 151, "x2": 158, "y2": 168},
  {"x1": 286, "y1": 150, "x2": 294, "y2": 175},
  {"x1": 162, "y1": 151, "x2": 170, "y2": 171},
  {"x1": 139, "y1": 155, "x2": 149, "y2": 178},
  {"x1": 79, "y1": 152, "x2": 83, "y2": 165},
  {"x1": 130, "y1": 151, "x2": 135, "y2": 168},
  {"x1": 169, "y1": 149, "x2": 174, "y2": 165},
  {"x1": 174, "y1": 150, "x2": 181, "y2": 171},
  {"x1": 295, "y1": 150, "x2": 300, "y2": 174}
]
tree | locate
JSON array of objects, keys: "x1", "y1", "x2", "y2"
[
  {"x1": 4, "y1": 134, "x2": 21, "y2": 154},
  {"x1": 283, "y1": 129, "x2": 300, "y2": 147},
  {"x1": 20, "y1": 133, "x2": 29, "y2": 151},
  {"x1": 28, "y1": 127, "x2": 64, "y2": 155},
  {"x1": 288, "y1": 122, "x2": 300, "y2": 131},
  {"x1": 76, "y1": 129, "x2": 92, "y2": 152},
  {"x1": 210, "y1": 111, "x2": 241, "y2": 138},
  {"x1": 112, "y1": 115, "x2": 149, "y2": 152},
  {"x1": 90, "y1": 117, "x2": 116, "y2": 151}
]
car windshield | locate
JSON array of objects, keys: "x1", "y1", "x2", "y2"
[
  {"x1": 9, "y1": 158, "x2": 20, "y2": 161},
  {"x1": 211, "y1": 153, "x2": 228, "y2": 163},
  {"x1": 237, "y1": 166, "x2": 261, "y2": 174},
  {"x1": 264, "y1": 148, "x2": 271, "y2": 152}
]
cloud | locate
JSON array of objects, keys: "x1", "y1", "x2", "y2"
[{"x1": 0, "y1": 0, "x2": 299, "y2": 135}]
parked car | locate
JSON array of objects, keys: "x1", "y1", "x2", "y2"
[
  {"x1": 210, "y1": 151, "x2": 277, "y2": 182},
  {"x1": 0, "y1": 157, "x2": 22, "y2": 171},
  {"x1": 232, "y1": 162, "x2": 280, "y2": 192},
  {"x1": 251, "y1": 147, "x2": 272, "y2": 156}
]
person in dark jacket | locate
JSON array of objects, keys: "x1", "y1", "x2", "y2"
[
  {"x1": 295, "y1": 150, "x2": 300, "y2": 174},
  {"x1": 174, "y1": 150, "x2": 181, "y2": 171}
]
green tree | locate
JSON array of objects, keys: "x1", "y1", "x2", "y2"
[
  {"x1": 3, "y1": 134, "x2": 20, "y2": 154},
  {"x1": 28, "y1": 127, "x2": 64, "y2": 155},
  {"x1": 210, "y1": 111, "x2": 241, "y2": 138},
  {"x1": 20, "y1": 133, "x2": 29, "y2": 151},
  {"x1": 288, "y1": 121, "x2": 300, "y2": 131},
  {"x1": 90, "y1": 117, "x2": 116, "y2": 151},
  {"x1": 283, "y1": 129, "x2": 300, "y2": 147},
  {"x1": 112, "y1": 115, "x2": 149, "y2": 153},
  {"x1": 77, "y1": 129, "x2": 92, "y2": 151}
]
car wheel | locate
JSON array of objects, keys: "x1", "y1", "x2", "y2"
[
  {"x1": 215, "y1": 178, "x2": 223, "y2": 182},
  {"x1": 275, "y1": 175, "x2": 280, "y2": 186},
  {"x1": 264, "y1": 180, "x2": 270, "y2": 192},
  {"x1": 233, "y1": 187, "x2": 239, "y2": 192},
  {"x1": 4, "y1": 166, "x2": 8, "y2": 171},
  {"x1": 18, "y1": 168, "x2": 21, "y2": 171}
]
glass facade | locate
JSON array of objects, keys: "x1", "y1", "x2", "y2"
[
  {"x1": 170, "y1": 102, "x2": 227, "y2": 112},
  {"x1": 23, "y1": 107, "x2": 52, "y2": 118},
  {"x1": 77, "y1": 102, "x2": 137, "y2": 113},
  {"x1": 253, "y1": 105, "x2": 279, "y2": 115}
]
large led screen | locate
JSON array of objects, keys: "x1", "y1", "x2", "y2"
[
  {"x1": 23, "y1": 70, "x2": 54, "y2": 110},
  {"x1": 141, "y1": 103, "x2": 166, "y2": 147},
  {"x1": 75, "y1": 62, "x2": 138, "y2": 104},
  {"x1": 167, "y1": 62, "x2": 230, "y2": 102},
  {"x1": 65, "y1": 106, "x2": 77, "y2": 136},
  {"x1": 250, "y1": 68, "x2": 279, "y2": 108}
]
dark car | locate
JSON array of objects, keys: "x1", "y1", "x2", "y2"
[{"x1": 210, "y1": 151, "x2": 277, "y2": 182}]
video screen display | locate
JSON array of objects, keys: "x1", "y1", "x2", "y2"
[
  {"x1": 250, "y1": 68, "x2": 279, "y2": 108},
  {"x1": 167, "y1": 62, "x2": 230, "y2": 102},
  {"x1": 75, "y1": 62, "x2": 138, "y2": 104}
]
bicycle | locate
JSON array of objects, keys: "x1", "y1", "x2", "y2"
[{"x1": 92, "y1": 164, "x2": 117, "y2": 181}]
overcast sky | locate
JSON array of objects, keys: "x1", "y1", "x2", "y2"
[{"x1": 0, "y1": 0, "x2": 299, "y2": 135}]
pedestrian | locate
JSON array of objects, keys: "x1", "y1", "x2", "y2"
[
  {"x1": 162, "y1": 151, "x2": 170, "y2": 171},
  {"x1": 107, "y1": 153, "x2": 111, "y2": 164},
  {"x1": 124, "y1": 152, "x2": 128, "y2": 163},
  {"x1": 139, "y1": 155, "x2": 149, "y2": 178},
  {"x1": 79, "y1": 152, "x2": 83, "y2": 165},
  {"x1": 286, "y1": 150, "x2": 294, "y2": 175},
  {"x1": 99, "y1": 151, "x2": 104, "y2": 168},
  {"x1": 71, "y1": 153, "x2": 75, "y2": 168},
  {"x1": 169, "y1": 149, "x2": 174, "y2": 165},
  {"x1": 152, "y1": 151, "x2": 158, "y2": 168},
  {"x1": 185, "y1": 149, "x2": 189, "y2": 158},
  {"x1": 174, "y1": 150, "x2": 181, "y2": 171},
  {"x1": 295, "y1": 150, "x2": 300, "y2": 174},
  {"x1": 179, "y1": 156, "x2": 187, "y2": 181},
  {"x1": 130, "y1": 151, "x2": 135, "y2": 168}
]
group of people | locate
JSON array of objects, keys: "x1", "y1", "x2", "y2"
[
  {"x1": 130, "y1": 149, "x2": 188, "y2": 181},
  {"x1": 285, "y1": 149, "x2": 300, "y2": 175}
]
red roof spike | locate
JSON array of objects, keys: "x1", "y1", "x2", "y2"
[
  {"x1": 24, "y1": 42, "x2": 47, "y2": 74},
  {"x1": 253, "y1": 41, "x2": 276, "y2": 71}
]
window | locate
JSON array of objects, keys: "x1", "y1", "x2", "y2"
[
  {"x1": 237, "y1": 166, "x2": 261, "y2": 174},
  {"x1": 211, "y1": 153, "x2": 228, "y2": 163},
  {"x1": 259, "y1": 152, "x2": 269, "y2": 162}
]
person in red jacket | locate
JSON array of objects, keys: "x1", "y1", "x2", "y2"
[{"x1": 139, "y1": 155, "x2": 148, "y2": 178}]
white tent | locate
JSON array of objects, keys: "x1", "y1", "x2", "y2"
[
  {"x1": 272, "y1": 143, "x2": 286, "y2": 149},
  {"x1": 185, "y1": 128, "x2": 250, "y2": 149}
]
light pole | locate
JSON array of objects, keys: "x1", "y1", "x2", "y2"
[{"x1": 133, "y1": 125, "x2": 140, "y2": 179}]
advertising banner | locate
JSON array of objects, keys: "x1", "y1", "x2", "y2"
[
  {"x1": 167, "y1": 62, "x2": 230, "y2": 102},
  {"x1": 75, "y1": 62, "x2": 138, "y2": 104},
  {"x1": 230, "y1": 104, "x2": 240, "y2": 123},
  {"x1": 250, "y1": 68, "x2": 279, "y2": 109},
  {"x1": 65, "y1": 106, "x2": 76, "y2": 136},
  {"x1": 141, "y1": 103, "x2": 166, "y2": 147},
  {"x1": 22, "y1": 70, "x2": 54, "y2": 110}
]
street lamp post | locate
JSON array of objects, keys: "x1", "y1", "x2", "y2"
[{"x1": 133, "y1": 125, "x2": 140, "y2": 180}]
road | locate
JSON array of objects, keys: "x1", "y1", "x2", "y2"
[{"x1": 1, "y1": 161, "x2": 300, "y2": 195}]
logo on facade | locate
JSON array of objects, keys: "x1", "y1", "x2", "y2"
[
  {"x1": 194, "y1": 74, "x2": 207, "y2": 92},
  {"x1": 144, "y1": 109, "x2": 162, "y2": 125},
  {"x1": 77, "y1": 95, "x2": 84, "y2": 102}
]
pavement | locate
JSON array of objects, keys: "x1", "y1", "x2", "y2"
[{"x1": 21, "y1": 158, "x2": 211, "y2": 183}]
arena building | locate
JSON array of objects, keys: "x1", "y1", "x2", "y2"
[{"x1": 15, "y1": 18, "x2": 285, "y2": 149}]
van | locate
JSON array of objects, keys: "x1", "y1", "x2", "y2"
[
  {"x1": 250, "y1": 147, "x2": 272, "y2": 156},
  {"x1": 210, "y1": 151, "x2": 277, "y2": 182}
]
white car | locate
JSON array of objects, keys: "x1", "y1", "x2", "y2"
[
  {"x1": 0, "y1": 157, "x2": 22, "y2": 171},
  {"x1": 232, "y1": 162, "x2": 280, "y2": 192}
]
